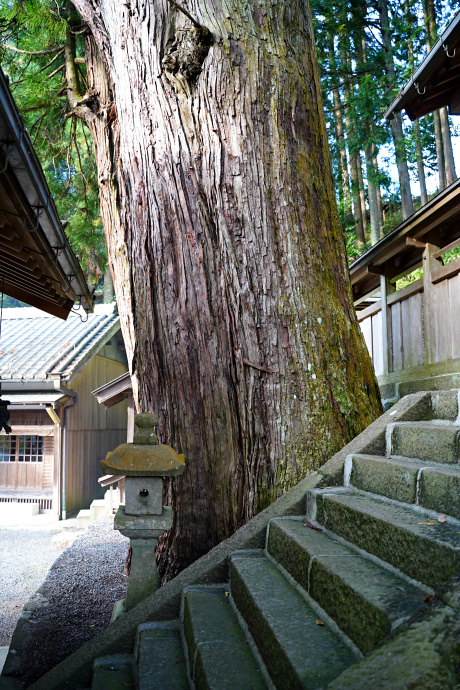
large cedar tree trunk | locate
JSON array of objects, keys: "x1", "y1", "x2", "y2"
[{"x1": 71, "y1": 0, "x2": 382, "y2": 579}]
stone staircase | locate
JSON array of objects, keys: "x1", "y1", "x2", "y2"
[{"x1": 85, "y1": 403, "x2": 460, "y2": 689}]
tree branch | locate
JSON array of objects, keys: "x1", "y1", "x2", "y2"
[
  {"x1": 5, "y1": 44, "x2": 64, "y2": 56},
  {"x1": 165, "y1": 0, "x2": 201, "y2": 29},
  {"x1": 47, "y1": 63, "x2": 65, "y2": 80},
  {"x1": 39, "y1": 48, "x2": 65, "y2": 73}
]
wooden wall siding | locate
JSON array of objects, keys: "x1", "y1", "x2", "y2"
[
  {"x1": 450, "y1": 274, "x2": 460, "y2": 359},
  {"x1": 432, "y1": 273, "x2": 460, "y2": 363},
  {"x1": 0, "y1": 427, "x2": 54, "y2": 493},
  {"x1": 42, "y1": 435, "x2": 54, "y2": 491},
  {"x1": 358, "y1": 243, "x2": 460, "y2": 385},
  {"x1": 372, "y1": 312, "x2": 383, "y2": 376},
  {"x1": 9, "y1": 410, "x2": 50, "y2": 426},
  {"x1": 360, "y1": 318, "x2": 372, "y2": 365},
  {"x1": 65, "y1": 355, "x2": 128, "y2": 515},
  {"x1": 359, "y1": 313, "x2": 384, "y2": 376}
]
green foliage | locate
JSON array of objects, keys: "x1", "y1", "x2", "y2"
[
  {"x1": 0, "y1": 0, "x2": 106, "y2": 284},
  {"x1": 0, "y1": 294, "x2": 28, "y2": 308},
  {"x1": 310, "y1": 0, "x2": 459, "y2": 257}
]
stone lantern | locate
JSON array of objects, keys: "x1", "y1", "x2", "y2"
[{"x1": 101, "y1": 413, "x2": 185, "y2": 611}]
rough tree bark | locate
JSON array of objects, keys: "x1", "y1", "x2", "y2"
[
  {"x1": 365, "y1": 146, "x2": 380, "y2": 245},
  {"x1": 439, "y1": 107, "x2": 457, "y2": 186},
  {"x1": 373, "y1": 144, "x2": 383, "y2": 225},
  {"x1": 413, "y1": 119, "x2": 428, "y2": 205},
  {"x1": 69, "y1": 0, "x2": 382, "y2": 578},
  {"x1": 356, "y1": 153, "x2": 368, "y2": 238}
]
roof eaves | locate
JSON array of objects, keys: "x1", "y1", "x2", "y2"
[
  {"x1": 384, "y1": 11, "x2": 460, "y2": 120},
  {"x1": 62, "y1": 316, "x2": 121, "y2": 383},
  {"x1": 0, "y1": 68, "x2": 93, "y2": 313},
  {"x1": 349, "y1": 179, "x2": 460, "y2": 277},
  {"x1": 92, "y1": 371, "x2": 132, "y2": 396}
]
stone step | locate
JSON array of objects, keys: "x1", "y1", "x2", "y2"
[
  {"x1": 230, "y1": 551, "x2": 356, "y2": 689},
  {"x1": 388, "y1": 421, "x2": 460, "y2": 464},
  {"x1": 134, "y1": 622, "x2": 188, "y2": 690},
  {"x1": 308, "y1": 488, "x2": 460, "y2": 588},
  {"x1": 267, "y1": 518, "x2": 426, "y2": 654},
  {"x1": 76, "y1": 509, "x2": 91, "y2": 529},
  {"x1": 346, "y1": 453, "x2": 460, "y2": 518},
  {"x1": 182, "y1": 585, "x2": 266, "y2": 689},
  {"x1": 327, "y1": 605, "x2": 460, "y2": 690},
  {"x1": 91, "y1": 655, "x2": 134, "y2": 690},
  {"x1": 90, "y1": 499, "x2": 107, "y2": 521}
]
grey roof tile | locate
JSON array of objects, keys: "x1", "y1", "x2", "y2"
[{"x1": 0, "y1": 306, "x2": 120, "y2": 381}]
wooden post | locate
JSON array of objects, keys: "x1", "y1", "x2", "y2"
[
  {"x1": 127, "y1": 395, "x2": 135, "y2": 443},
  {"x1": 380, "y1": 267, "x2": 396, "y2": 376},
  {"x1": 52, "y1": 421, "x2": 62, "y2": 517},
  {"x1": 423, "y1": 243, "x2": 441, "y2": 365}
]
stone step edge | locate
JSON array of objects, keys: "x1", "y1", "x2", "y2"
[
  {"x1": 179, "y1": 579, "x2": 277, "y2": 690},
  {"x1": 345, "y1": 453, "x2": 460, "y2": 476},
  {"x1": 235, "y1": 548, "x2": 363, "y2": 662},
  {"x1": 343, "y1": 454, "x2": 460, "y2": 510},
  {"x1": 307, "y1": 486, "x2": 460, "y2": 529},
  {"x1": 301, "y1": 496, "x2": 436, "y2": 594},
  {"x1": 385, "y1": 421, "x2": 460, "y2": 460},
  {"x1": 226, "y1": 584, "x2": 277, "y2": 690},
  {"x1": 265, "y1": 518, "x2": 432, "y2": 653},
  {"x1": 230, "y1": 553, "x2": 358, "y2": 688},
  {"x1": 180, "y1": 584, "x2": 229, "y2": 688},
  {"x1": 180, "y1": 583, "x2": 269, "y2": 689},
  {"x1": 133, "y1": 619, "x2": 185, "y2": 687}
]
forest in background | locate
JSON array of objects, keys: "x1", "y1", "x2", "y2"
[
  {"x1": 312, "y1": 0, "x2": 460, "y2": 260},
  {"x1": 0, "y1": 0, "x2": 459, "y2": 292}
]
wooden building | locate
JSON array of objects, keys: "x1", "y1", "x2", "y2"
[
  {"x1": 0, "y1": 305, "x2": 128, "y2": 517},
  {"x1": 350, "y1": 182, "x2": 460, "y2": 406},
  {"x1": 92, "y1": 372, "x2": 135, "y2": 504},
  {"x1": 351, "y1": 12, "x2": 460, "y2": 406}
]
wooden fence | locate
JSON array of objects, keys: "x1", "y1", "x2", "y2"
[{"x1": 358, "y1": 244, "x2": 460, "y2": 393}]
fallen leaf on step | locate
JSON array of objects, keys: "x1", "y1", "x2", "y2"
[
  {"x1": 438, "y1": 514, "x2": 447, "y2": 523},
  {"x1": 417, "y1": 521, "x2": 437, "y2": 526},
  {"x1": 303, "y1": 518, "x2": 322, "y2": 532},
  {"x1": 315, "y1": 620, "x2": 325, "y2": 626},
  {"x1": 224, "y1": 591, "x2": 230, "y2": 597},
  {"x1": 423, "y1": 594, "x2": 434, "y2": 602}
]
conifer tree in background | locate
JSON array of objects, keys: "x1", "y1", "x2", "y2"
[
  {"x1": 0, "y1": 6, "x2": 106, "y2": 286},
  {"x1": 312, "y1": 0, "x2": 459, "y2": 252}
]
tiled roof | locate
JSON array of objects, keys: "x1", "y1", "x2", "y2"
[{"x1": 0, "y1": 304, "x2": 120, "y2": 381}]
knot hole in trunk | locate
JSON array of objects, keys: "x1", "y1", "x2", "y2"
[{"x1": 162, "y1": 24, "x2": 213, "y2": 82}]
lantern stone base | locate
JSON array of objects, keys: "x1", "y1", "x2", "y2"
[
  {"x1": 114, "y1": 506, "x2": 173, "y2": 611},
  {"x1": 124, "y1": 538, "x2": 159, "y2": 611}
]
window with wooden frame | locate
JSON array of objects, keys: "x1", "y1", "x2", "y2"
[{"x1": 0, "y1": 435, "x2": 44, "y2": 462}]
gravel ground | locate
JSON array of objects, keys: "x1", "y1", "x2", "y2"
[
  {"x1": 0, "y1": 527, "x2": 61, "y2": 646},
  {"x1": 1, "y1": 517, "x2": 129, "y2": 687}
]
